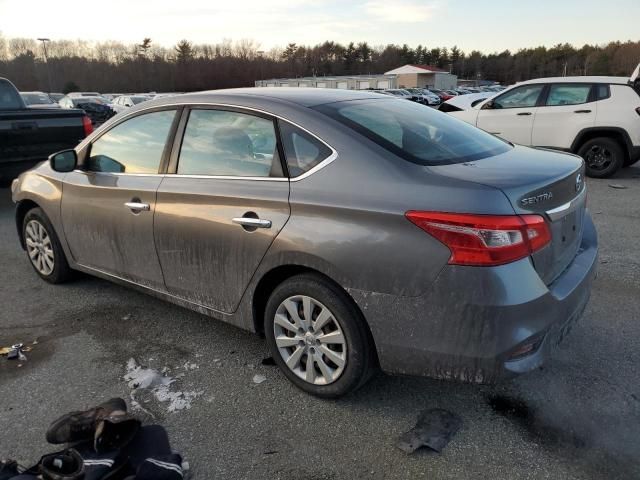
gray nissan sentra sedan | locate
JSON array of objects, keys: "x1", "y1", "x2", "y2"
[{"x1": 11, "y1": 88, "x2": 597, "y2": 398}]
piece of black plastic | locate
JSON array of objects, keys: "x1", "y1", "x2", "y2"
[{"x1": 397, "y1": 408, "x2": 463, "y2": 454}]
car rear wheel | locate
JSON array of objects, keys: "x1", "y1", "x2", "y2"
[
  {"x1": 23, "y1": 208, "x2": 72, "y2": 284},
  {"x1": 264, "y1": 273, "x2": 375, "y2": 398},
  {"x1": 578, "y1": 137, "x2": 624, "y2": 178}
]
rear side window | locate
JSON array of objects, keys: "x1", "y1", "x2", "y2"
[
  {"x1": 596, "y1": 84, "x2": 611, "y2": 100},
  {"x1": 492, "y1": 85, "x2": 544, "y2": 109},
  {"x1": 546, "y1": 84, "x2": 591, "y2": 106},
  {"x1": 177, "y1": 109, "x2": 282, "y2": 177},
  {"x1": 314, "y1": 98, "x2": 511, "y2": 166},
  {"x1": 279, "y1": 121, "x2": 333, "y2": 177},
  {"x1": 87, "y1": 110, "x2": 176, "y2": 173}
]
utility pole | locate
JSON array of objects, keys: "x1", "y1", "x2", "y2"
[
  {"x1": 257, "y1": 50, "x2": 265, "y2": 86},
  {"x1": 37, "y1": 38, "x2": 53, "y2": 93}
]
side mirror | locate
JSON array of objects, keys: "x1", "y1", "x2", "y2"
[
  {"x1": 49, "y1": 149, "x2": 77, "y2": 172},
  {"x1": 481, "y1": 100, "x2": 494, "y2": 110}
]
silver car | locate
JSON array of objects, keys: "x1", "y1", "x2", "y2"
[{"x1": 12, "y1": 89, "x2": 597, "y2": 398}]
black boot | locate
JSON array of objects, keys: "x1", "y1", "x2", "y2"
[
  {"x1": 46, "y1": 398, "x2": 140, "y2": 452},
  {"x1": 38, "y1": 449, "x2": 84, "y2": 480}
]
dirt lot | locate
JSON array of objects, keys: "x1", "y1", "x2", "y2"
[{"x1": 1, "y1": 166, "x2": 639, "y2": 479}]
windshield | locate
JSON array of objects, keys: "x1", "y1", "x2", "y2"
[
  {"x1": 21, "y1": 93, "x2": 54, "y2": 105},
  {"x1": 314, "y1": 98, "x2": 511, "y2": 166},
  {"x1": 131, "y1": 96, "x2": 150, "y2": 104},
  {"x1": 74, "y1": 97, "x2": 105, "y2": 105}
]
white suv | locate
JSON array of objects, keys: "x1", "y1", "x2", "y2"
[{"x1": 448, "y1": 72, "x2": 640, "y2": 177}]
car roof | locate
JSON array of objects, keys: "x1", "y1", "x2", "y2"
[
  {"x1": 179, "y1": 87, "x2": 391, "y2": 107},
  {"x1": 518, "y1": 76, "x2": 630, "y2": 85}
]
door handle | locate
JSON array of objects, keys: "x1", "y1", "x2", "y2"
[
  {"x1": 516, "y1": 112, "x2": 532, "y2": 116},
  {"x1": 125, "y1": 202, "x2": 150, "y2": 211},
  {"x1": 232, "y1": 217, "x2": 272, "y2": 229},
  {"x1": 574, "y1": 109, "x2": 592, "y2": 113}
]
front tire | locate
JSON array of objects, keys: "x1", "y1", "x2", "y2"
[
  {"x1": 23, "y1": 207, "x2": 72, "y2": 284},
  {"x1": 577, "y1": 137, "x2": 624, "y2": 178},
  {"x1": 264, "y1": 273, "x2": 375, "y2": 398}
]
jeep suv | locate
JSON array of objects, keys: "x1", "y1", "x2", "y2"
[{"x1": 448, "y1": 71, "x2": 640, "y2": 178}]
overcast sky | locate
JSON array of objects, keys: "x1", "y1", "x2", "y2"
[{"x1": 1, "y1": 0, "x2": 638, "y2": 53}]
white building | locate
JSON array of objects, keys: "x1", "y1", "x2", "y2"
[
  {"x1": 255, "y1": 65, "x2": 457, "y2": 91},
  {"x1": 255, "y1": 75, "x2": 398, "y2": 90},
  {"x1": 384, "y1": 64, "x2": 457, "y2": 90}
]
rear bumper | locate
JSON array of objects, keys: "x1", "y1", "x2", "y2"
[{"x1": 350, "y1": 211, "x2": 598, "y2": 383}]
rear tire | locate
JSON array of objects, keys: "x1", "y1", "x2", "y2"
[
  {"x1": 264, "y1": 273, "x2": 375, "y2": 398},
  {"x1": 577, "y1": 137, "x2": 624, "y2": 178},
  {"x1": 22, "y1": 207, "x2": 72, "y2": 284}
]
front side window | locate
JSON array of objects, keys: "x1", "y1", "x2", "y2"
[
  {"x1": 177, "y1": 109, "x2": 281, "y2": 177},
  {"x1": 314, "y1": 98, "x2": 511, "y2": 166},
  {"x1": 492, "y1": 85, "x2": 544, "y2": 109},
  {"x1": 546, "y1": 84, "x2": 591, "y2": 106},
  {"x1": 279, "y1": 121, "x2": 332, "y2": 177},
  {"x1": 87, "y1": 110, "x2": 175, "y2": 173}
]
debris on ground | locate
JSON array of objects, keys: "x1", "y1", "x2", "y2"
[
  {"x1": 253, "y1": 374, "x2": 267, "y2": 384},
  {"x1": 124, "y1": 358, "x2": 202, "y2": 413},
  {"x1": 261, "y1": 356, "x2": 276, "y2": 366},
  {"x1": 608, "y1": 184, "x2": 628, "y2": 189},
  {"x1": 2, "y1": 343, "x2": 31, "y2": 361},
  {"x1": 397, "y1": 408, "x2": 463, "y2": 454}
]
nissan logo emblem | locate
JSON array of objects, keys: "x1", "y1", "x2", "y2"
[{"x1": 575, "y1": 173, "x2": 583, "y2": 192}]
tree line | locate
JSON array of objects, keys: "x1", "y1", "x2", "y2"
[{"x1": 0, "y1": 35, "x2": 638, "y2": 93}]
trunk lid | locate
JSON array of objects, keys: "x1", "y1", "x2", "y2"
[{"x1": 429, "y1": 145, "x2": 586, "y2": 284}]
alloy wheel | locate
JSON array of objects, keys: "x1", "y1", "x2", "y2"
[
  {"x1": 273, "y1": 295, "x2": 347, "y2": 385},
  {"x1": 585, "y1": 145, "x2": 613, "y2": 171},
  {"x1": 25, "y1": 219, "x2": 55, "y2": 276}
]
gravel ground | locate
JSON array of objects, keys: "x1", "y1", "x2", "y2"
[{"x1": 1, "y1": 166, "x2": 639, "y2": 479}]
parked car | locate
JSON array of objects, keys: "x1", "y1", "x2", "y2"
[
  {"x1": 447, "y1": 71, "x2": 640, "y2": 177},
  {"x1": 59, "y1": 95, "x2": 116, "y2": 126},
  {"x1": 406, "y1": 88, "x2": 441, "y2": 106},
  {"x1": 111, "y1": 95, "x2": 152, "y2": 113},
  {"x1": 48, "y1": 93, "x2": 65, "y2": 103},
  {"x1": 429, "y1": 88, "x2": 456, "y2": 101},
  {"x1": 438, "y1": 92, "x2": 496, "y2": 112},
  {"x1": 68, "y1": 91, "x2": 101, "y2": 98},
  {"x1": 12, "y1": 88, "x2": 597, "y2": 398},
  {"x1": 20, "y1": 91, "x2": 61, "y2": 109},
  {"x1": 384, "y1": 88, "x2": 414, "y2": 100},
  {"x1": 0, "y1": 78, "x2": 91, "y2": 182},
  {"x1": 102, "y1": 93, "x2": 123, "y2": 102}
]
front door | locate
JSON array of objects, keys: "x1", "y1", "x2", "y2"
[
  {"x1": 154, "y1": 108, "x2": 290, "y2": 313},
  {"x1": 476, "y1": 84, "x2": 545, "y2": 145},
  {"x1": 61, "y1": 109, "x2": 178, "y2": 288}
]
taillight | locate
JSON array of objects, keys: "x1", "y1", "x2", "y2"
[
  {"x1": 405, "y1": 211, "x2": 551, "y2": 266},
  {"x1": 82, "y1": 115, "x2": 93, "y2": 136}
]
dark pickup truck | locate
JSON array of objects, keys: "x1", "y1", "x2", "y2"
[{"x1": 0, "y1": 77, "x2": 92, "y2": 182}]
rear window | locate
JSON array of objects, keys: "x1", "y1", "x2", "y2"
[
  {"x1": 314, "y1": 99, "x2": 511, "y2": 166},
  {"x1": 21, "y1": 93, "x2": 54, "y2": 105},
  {"x1": 0, "y1": 80, "x2": 23, "y2": 110}
]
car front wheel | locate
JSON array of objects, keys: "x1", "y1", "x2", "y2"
[
  {"x1": 264, "y1": 273, "x2": 375, "y2": 398},
  {"x1": 23, "y1": 207, "x2": 72, "y2": 284}
]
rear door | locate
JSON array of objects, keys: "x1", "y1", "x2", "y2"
[
  {"x1": 61, "y1": 108, "x2": 179, "y2": 289},
  {"x1": 153, "y1": 107, "x2": 290, "y2": 313},
  {"x1": 476, "y1": 84, "x2": 545, "y2": 145},
  {"x1": 532, "y1": 83, "x2": 596, "y2": 148}
]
